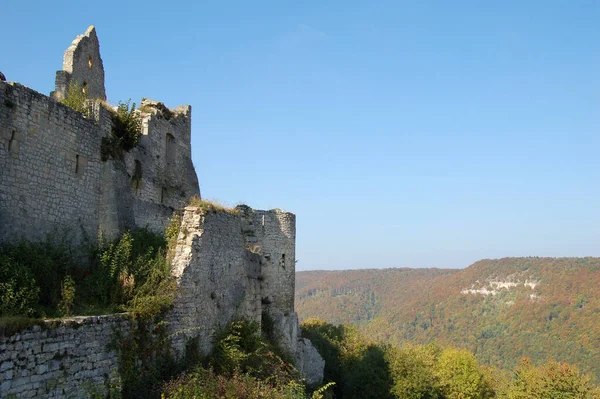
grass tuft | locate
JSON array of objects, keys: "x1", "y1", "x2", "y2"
[{"x1": 187, "y1": 196, "x2": 239, "y2": 215}]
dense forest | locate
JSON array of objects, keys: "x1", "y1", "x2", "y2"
[
  {"x1": 302, "y1": 318, "x2": 600, "y2": 399},
  {"x1": 296, "y1": 258, "x2": 600, "y2": 381}
]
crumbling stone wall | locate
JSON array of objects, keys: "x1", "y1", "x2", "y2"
[
  {"x1": 238, "y1": 207, "x2": 296, "y2": 313},
  {"x1": 169, "y1": 207, "x2": 263, "y2": 355},
  {"x1": 0, "y1": 26, "x2": 200, "y2": 245},
  {"x1": 0, "y1": 206, "x2": 323, "y2": 398},
  {"x1": 0, "y1": 81, "x2": 110, "y2": 244},
  {"x1": 98, "y1": 99, "x2": 200, "y2": 240},
  {"x1": 169, "y1": 206, "x2": 324, "y2": 385},
  {"x1": 52, "y1": 26, "x2": 106, "y2": 101},
  {"x1": 0, "y1": 315, "x2": 128, "y2": 398}
]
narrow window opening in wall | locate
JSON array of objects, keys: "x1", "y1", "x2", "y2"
[
  {"x1": 82, "y1": 81, "x2": 88, "y2": 95},
  {"x1": 161, "y1": 187, "x2": 168, "y2": 204},
  {"x1": 166, "y1": 133, "x2": 175, "y2": 164},
  {"x1": 75, "y1": 154, "x2": 80, "y2": 175},
  {"x1": 132, "y1": 160, "x2": 142, "y2": 190},
  {"x1": 165, "y1": 133, "x2": 175, "y2": 163},
  {"x1": 281, "y1": 254, "x2": 286, "y2": 268},
  {"x1": 88, "y1": 56, "x2": 93, "y2": 69},
  {"x1": 8, "y1": 130, "x2": 16, "y2": 152}
]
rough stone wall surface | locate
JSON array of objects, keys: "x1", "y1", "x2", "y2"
[
  {"x1": 130, "y1": 99, "x2": 199, "y2": 211},
  {"x1": 52, "y1": 26, "x2": 106, "y2": 101},
  {"x1": 169, "y1": 207, "x2": 323, "y2": 386},
  {"x1": 169, "y1": 207, "x2": 262, "y2": 355},
  {"x1": 0, "y1": 315, "x2": 128, "y2": 399},
  {"x1": 0, "y1": 82, "x2": 110, "y2": 244},
  {"x1": 238, "y1": 207, "x2": 296, "y2": 313},
  {"x1": 97, "y1": 100, "x2": 200, "y2": 240}
]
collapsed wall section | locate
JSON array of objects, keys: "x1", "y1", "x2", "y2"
[
  {"x1": 0, "y1": 82, "x2": 111, "y2": 244},
  {"x1": 169, "y1": 206, "x2": 324, "y2": 386},
  {"x1": 52, "y1": 26, "x2": 106, "y2": 101},
  {"x1": 168, "y1": 207, "x2": 262, "y2": 355}
]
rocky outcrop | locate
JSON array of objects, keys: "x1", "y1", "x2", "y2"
[{"x1": 296, "y1": 338, "x2": 326, "y2": 387}]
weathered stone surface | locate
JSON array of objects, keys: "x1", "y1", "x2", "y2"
[
  {"x1": 0, "y1": 315, "x2": 129, "y2": 398},
  {"x1": 52, "y1": 25, "x2": 106, "y2": 101},
  {"x1": 168, "y1": 207, "x2": 263, "y2": 355},
  {"x1": 296, "y1": 338, "x2": 325, "y2": 387},
  {"x1": 271, "y1": 310, "x2": 299, "y2": 356}
]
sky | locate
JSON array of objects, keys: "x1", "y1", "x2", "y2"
[{"x1": 2, "y1": 1, "x2": 599, "y2": 270}]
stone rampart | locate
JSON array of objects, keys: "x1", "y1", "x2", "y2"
[
  {"x1": 169, "y1": 206, "x2": 263, "y2": 355},
  {"x1": 0, "y1": 82, "x2": 111, "y2": 244},
  {"x1": 0, "y1": 315, "x2": 128, "y2": 398}
]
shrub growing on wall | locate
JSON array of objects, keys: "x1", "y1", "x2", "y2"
[
  {"x1": 59, "y1": 82, "x2": 88, "y2": 114},
  {"x1": 101, "y1": 99, "x2": 142, "y2": 161},
  {"x1": 0, "y1": 254, "x2": 40, "y2": 317}
]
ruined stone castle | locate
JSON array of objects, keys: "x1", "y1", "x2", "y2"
[
  {"x1": 0, "y1": 26, "x2": 199, "y2": 244},
  {"x1": 0, "y1": 26, "x2": 323, "y2": 398}
]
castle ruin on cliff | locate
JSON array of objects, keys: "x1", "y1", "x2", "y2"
[{"x1": 0, "y1": 26, "x2": 323, "y2": 398}]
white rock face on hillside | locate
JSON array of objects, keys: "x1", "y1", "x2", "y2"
[{"x1": 461, "y1": 279, "x2": 540, "y2": 297}]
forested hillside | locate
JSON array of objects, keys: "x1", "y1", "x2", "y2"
[{"x1": 296, "y1": 258, "x2": 600, "y2": 380}]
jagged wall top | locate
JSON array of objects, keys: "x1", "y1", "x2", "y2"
[{"x1": 52, "y1": 26, "x2": 106, "y2": 101}]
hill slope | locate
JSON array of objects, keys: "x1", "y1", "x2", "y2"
[{"x1": 296, "y1": 258, "x2": 600, "y2": 379}]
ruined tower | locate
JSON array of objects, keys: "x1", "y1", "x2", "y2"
[{"x1": 52, "y1": 25, "x2": 106, "y2": 101}]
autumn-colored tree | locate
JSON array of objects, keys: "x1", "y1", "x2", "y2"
[
  {"x1": 505, "y1": 357, "x2": 598, "y2": 399},
  {"x1": 434, "y1": 347, "x2": 493, "y2": 399}
]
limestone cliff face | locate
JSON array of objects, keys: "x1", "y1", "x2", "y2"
[{"x1": 169, "y1": 206, "x2": 324, "y2": 384}]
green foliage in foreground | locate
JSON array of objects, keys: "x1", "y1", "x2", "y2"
[
  {"x1": 163, "y1": 367, "x2": 308, "y2": 399},
  {"x1": 0, "y1": 226, "x2": 177, "y2": 324},
  {"x1": 302, "y1": 318, "x2": 600, "y2": 399},
  {"x1": 161, "y1": 319, "x2": 334, "y2": 399}
]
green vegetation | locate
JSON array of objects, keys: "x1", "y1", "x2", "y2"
[
  {"x1": 57, "y1": 82, "x2": 142, "y2": 161},
  {"x1": 0, "y1": 227, "x2": 175, "y2": 325},
  {"x1": 188, "y1": 196, "x2": 240, "y2": 215},
  {"x1": 158, "y1": 319, "x2": 334, "y2": 399},
  {"x1": 101, "y1": 99, "x2": 143, "y2": 161},
  {"x1": 0, "y1": 219, "x2": 333, "y2": 398},
  {"x1": 0, "y1": 316, "x2": 44, "y2": 337},
  {"x1": 59, "y1": 81, "x2": 88, "y2": 114},
  {"x1": 302, "y1": 318, "x2": 600, "y2": 399},
  {"x1": 296, "y1": 258, "x2": 600, "y2": 380}
]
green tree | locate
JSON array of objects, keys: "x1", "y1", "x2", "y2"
[
  {"x1": 435, "y1": 347, "x2": 492, "y2": 399},
  {"x1": 505, "y1": 358, "x2": 598, "y2": 399},
  {"x1": 386, "y1": 344, "x2": 441, "y2": 399}
]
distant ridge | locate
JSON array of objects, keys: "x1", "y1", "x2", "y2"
[{"x1": 296, "y1": 257, "x2": 600, "y2": 380}]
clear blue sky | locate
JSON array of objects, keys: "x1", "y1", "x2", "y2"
[{"x1": 2, "y1": 1, "x2": 599, "y2": 270}]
